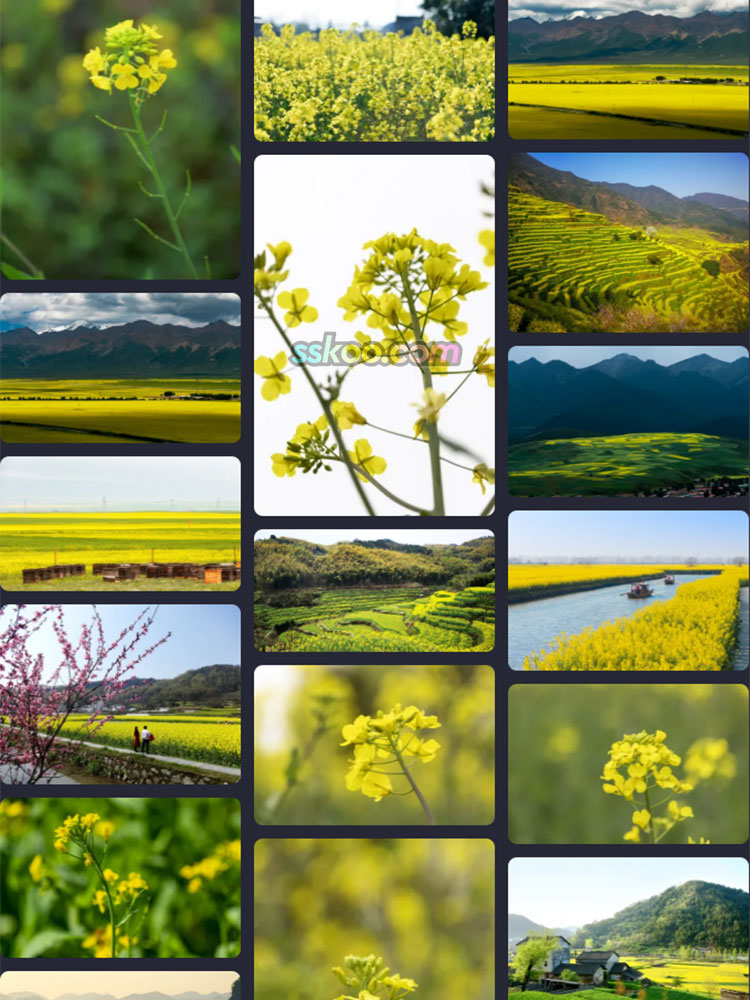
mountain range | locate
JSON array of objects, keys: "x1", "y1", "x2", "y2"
[
  {"x1": 570, "y1": 880, "x2": 749, "y2": 950},
  {"x1": 508, "y1": 152, "x2": 749, "y2": 240},
  {"x1": 509, "y1": 912, "x2": 578, "y2": 943},
  {"x1": 71, "y1": 664, "x2": 241, "y2": 711},
  {"x1": 509, "y1": 353, "x2": 749, "y2": 442},
  {"x1": 0, "y1": 320, "x2": 241, "y2": 378},
  {"x1": 509, "y1": 10, "x2": 749, "y2": 63}
]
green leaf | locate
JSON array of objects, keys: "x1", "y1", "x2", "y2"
[
  {"x1": 23, "y1": 928, "x2": 80, "y2": 957},
  {"x1": 230, "y1": 144, "x2": 241, "y2": 164},
  {"x1": 1, "y1": 261, "x2": 40, "y2": 280}
]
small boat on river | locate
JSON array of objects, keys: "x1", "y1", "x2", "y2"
[
  {"x1": 626, "y1": 582, "x2": 654, "y2": 598},
  {"x1": 664, "y1": 575, "x2": 675, "y2": 585}
]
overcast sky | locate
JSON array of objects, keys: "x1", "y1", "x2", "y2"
[
  {"x1": 0, "y1": 972, "x2": 237, "y2": 997},
  {"x1": 2, "y1": 605, "x2": 240, "y2": 682},
  {"x1": 509, "y1": 857, "x2": 748, "y2": 927},
  {"x1": 0, "y1": 457, "x2": 240, "y2": 511},
  {"x1": 509, "y1": 510, "x2": 748, "y2": 561},
  {"x1": 0, "y1": 293, "x2": 241, "y2": 333},
  {"x1": 509, "y1": 346, "x2": 747, "y2": 366},
  {"x1": 258, "y1": 2, "x2": 423, "y2": 28},
  {"x1": 529, "y1": 153, "x2": 748, "y2": 202},
  {"x1": 255, "y1": 528, "x2": 492, "y2": 546},
  {"x1": 255, "y1": 155, "x2": 494, "y2": 517},
  {"x1": 509, "y1": 0, "x2": 747, "y2": 21}
]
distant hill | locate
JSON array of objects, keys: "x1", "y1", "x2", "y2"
[
  {"x1": 0, "y1": 320, "x2": 241, "y2": 378},
  {"x1": 508, "y1": 153, "x2": 748, "y2": 241},
  {"x1": 571, "y1": 880, "x2": 749, "y2": 951},
  {"x1": 254, "y1": 535, "x2": 495, "y2": 591},
  {"x1": 509, "y1": 353, "x2": 748, "y2": 442},
  {"x1": 133, "y1": 664, "x2": 240, "y2": 710},
  {"x1": 686, "y1": 192, "x2": 749, "y2": 224},
  {"x1": 509, "y1": 913, "x2": 577, "y2": 941},
  {"x1": 509, "y1": 10, "x2": 749, "y2": 64}
]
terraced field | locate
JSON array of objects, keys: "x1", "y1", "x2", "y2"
[
  {"x1": 0, "y1": 379, "x2": 240, "y2": 444},
  {"x1": 508, "y1": 187, "x2": 749, "y2": 333},
  {"x1": 508, "y1": 432, "x2": 748, "y2": 497},
  {"x1": 0, "y1": 512, "x2": 241, "y2": 591},
  {"x1": 508, "y1": 64, "x2": 750, "y2": 139},
  {"x1": 255, "y1": 583, "x2": 495, "y2": 652}
]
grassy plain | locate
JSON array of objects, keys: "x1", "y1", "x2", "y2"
[
  {"x1": 508, "y1": 64, "x2": 749, "y2": 139},
  {"x1": 0, "y1": 512, "x2": 241, "y2": 591},
  {"x1": 508, "y1": 188, "x2": 749, "y2": 333},
  {"x1": 0, "y1": 379, "x2": 241, "y2": 444},
  {"x1": 508, "y1": 432, "x2": 748, "y2": 497}
]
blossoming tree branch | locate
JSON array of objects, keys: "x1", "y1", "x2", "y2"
[{"x1": 254, "y1": 229, "x2": 495, "y2": 516}]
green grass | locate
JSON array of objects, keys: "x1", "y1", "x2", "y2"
[
  {"x1": 0, "y1": 378, "x2": 240, "y2": 444},
  {"x1": 508, "y1": 186, "x2": 749, "y2": 333},
  {"x1": 508, "y1": 432, "x2": 749, "y2": 497}
]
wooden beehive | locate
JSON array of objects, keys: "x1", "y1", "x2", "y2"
[{"x1": 204, "y1": 568, "x2": 223, "y2": 584}]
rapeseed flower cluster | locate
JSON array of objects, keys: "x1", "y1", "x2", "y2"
[
  {"x1": 601, "y1": 730, "x2": 700, "y2": 843},
  {"x1": 331, "y1": 953, "x2": 419, "y2": 1000},
  {"x1": 179, "y1": 838, "x2": 241, "y2": 893},
  {"x1": 254, "y1": 21, "x2": 494, "y2": 142},
  {"x1": 341, "y1": 704, "x2": 441, "y2": 803},
  {"x1": 83, "y1": 20, "x2": 177, "y2": 96}
]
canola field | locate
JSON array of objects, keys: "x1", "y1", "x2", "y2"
[
  {"x1": 508, "y1": 64, "x2": 749, "y2": 139},
  {"x1": 254, "y1": 22, "x2": 495, "y2": 141},
  {"x1": 0, "y1": 379, "x2": 240, "y2": 444},
  {"x1": 0, "y1": 512, "x2": 241, "y2": 591},
  {"x1": 508, "y1": 432, "x2": 749, "y2": 497},
  {"x1": 522, "y1": 570, "x2": 745, "y2": 671},
  {"x1": 256, "y1": 583, "x2": 495, "y2": 652},
  {"x1": 58, "y1": 714, "x2": 240, "y2": 768},
  {"x1": 508, "y1": 564, "x2": 744, "y2": 599},
  {"x1": 508, "y1": 188, "x2": 749, "y2": 334},
  {"x1": 619, "y1": 959, "x2": 750, "y2": 994}
]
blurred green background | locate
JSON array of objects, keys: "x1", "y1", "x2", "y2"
[
  {"x1": 254, "y1": 664, "x2": 495, "y2": 825},
  {"x1": 508, "y1": 684, "x2": 749, "y2": 844},
  {"x1": 1, "y1": 0, "x2": 240, "y2": 279},
  {"x1": 0, "y1": 797, "x2": 240, "y2": 957},
  {"x1": 254, "y1": 837, "x2": 495, "y2": 1000}
]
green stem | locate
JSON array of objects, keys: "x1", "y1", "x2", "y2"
[
  {"x1": 366, "y1": 421, "x2": 481, "y2": 474},
  {"x1": 402, "y1": 273, "x2": 445, "y2": 515},
  {"x1": 644, "y1": 786, "x2": 655, "y2": 845},
  {"x1": 0, "y1": 232, "x2": 43, "y2": 277},
  {"x1": 479, "y1": 494, "x2": 495, "y2": 515},
  {"x1": 129, "y1": 95, "x2": 199, "y2": 279},
  {"x1": 389, "y1": 735, "x2": 436, "y2": 825},
  {"x1": 260, "y1": 295, "x2": 377, "y2": 515},
  {"x1": 88, "y1": 846, "x2": 117, "y2": 957}
]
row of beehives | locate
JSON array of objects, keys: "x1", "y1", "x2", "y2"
[{"x1": 21, "y1": 562, "x2": 241, "y2": 584}]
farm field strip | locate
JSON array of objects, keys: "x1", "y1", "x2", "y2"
[
  {"x1": 0, "y1": 512, "x2": 241, "y2": 591},
  {"x1": 522, "y1": 573, "x2": 743, "y2": 671},
  {"x1": 618, "y1": 959, "x2": 750, "y2": 990},
  {"x1": 0, "y1": 379, "x2": 241, "y2": 444},
  {"x1": 52, "y1": 716, "x2": 241, "y2": 767},
  {"x1": 508, "y1": 564, "x2": 747, "y2": 596},
  {"x1": 508, "y1": 187, "x2": 748, "y2": 332}
]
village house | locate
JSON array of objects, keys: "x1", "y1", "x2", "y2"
[
  {"x1": 515, "y1": 938, "x2": 651, "y2": 990},
  {"x1": 381, "y1": 14, "x2": 424, "y2": 33}
]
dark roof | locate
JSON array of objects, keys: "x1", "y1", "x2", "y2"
[
  {"x1": 578, "y1": 951, "x2": 619, "y2": 962},
  {"x1": 517, "y1": 934, "x2": 570, "y2": 947},
  {"x1": 572, "y1": 963, "x2": 607, "y2": 976}
]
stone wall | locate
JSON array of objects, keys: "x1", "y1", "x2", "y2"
[{"x1": 68, "y1": 745, "x2": 236, "y2": 785}]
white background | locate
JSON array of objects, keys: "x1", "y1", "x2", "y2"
[{"x1": 253, "y1": 155, "x2": 495, "y2": 517}]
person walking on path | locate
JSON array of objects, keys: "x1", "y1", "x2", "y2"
[
  {"x1": 141, "y1": 725, "x2": 153, "y2": 753},
  {"x1": 133, "y1": 725, "x2": 141, "y2": 751}
]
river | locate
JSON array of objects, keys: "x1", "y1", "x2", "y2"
[{"x1": 508, "y1": 574, "x2": 749, "y2": 670}]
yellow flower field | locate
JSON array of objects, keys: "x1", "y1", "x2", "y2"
[
  {"x1": 523, "y1": 571, "x2": 745, "y2": 671},
  {"x1": 0, "y1": 512, "x2": 241, "y2": 591},
  {"x1": 58, "y1": 714, "x2": 240, "y2": 768},
  {"x1": 619, "y1": 958, "x2": 750, "y2": 993},
  {"x1": 255, "y1": 21, "x2": 495, "y2": 141},
  {"x1": 509, "y1": 564, "x2": 748, "y2": 593}
]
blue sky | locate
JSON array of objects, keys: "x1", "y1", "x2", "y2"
[
  {"x1": 5, "y1": 605, "x2": 241, "y2": 682},
  {"x1": 509, "y1": 511, "x2": 748, "y2": 561},
  {"x1": 529, "y1": 153, "x2": 749, "y2": 201},
  {"x1": 510, "y1": 2, "x2": 748, "y2": 25},
  {"x1": 509, "y1": 857, "x2": 749, "y2": 927},
  {"x1": 509, "y1": 346, "x2": 747, "y2": 366},
  {"x1": 0, "y1": 457, "x2": 240, "y2": 512},
  {"x1": 255, "y1": 529, "x2": 492, "y2": 545}
]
